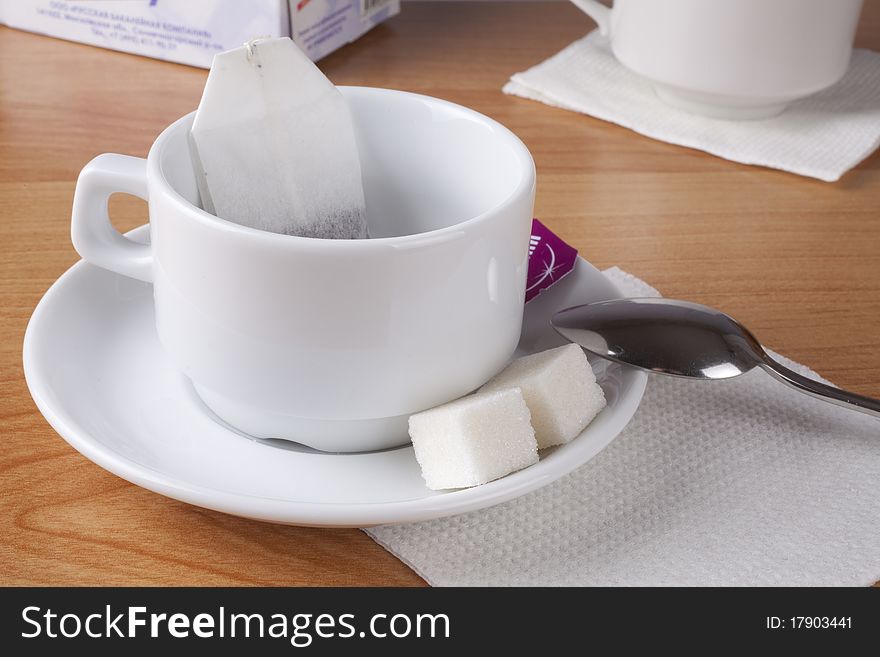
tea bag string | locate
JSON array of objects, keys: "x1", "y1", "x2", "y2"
[{"x1": 244, "y1": 36, "x2": 272, "y2": 62}]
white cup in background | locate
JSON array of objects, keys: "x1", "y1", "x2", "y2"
[
  {"x1": 71, "y1": 87, "x2": 536, "y2": 452},
  {"x1": 570, "y1": 0, "x2": 864, "y2": 119}
]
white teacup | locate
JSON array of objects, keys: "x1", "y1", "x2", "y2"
[
  {"x1": 71, "y1": 87, "x2": 536, "y2": 452},
  {"x1": 571, "y1": 0, "x2": 863, "y2": 119}
]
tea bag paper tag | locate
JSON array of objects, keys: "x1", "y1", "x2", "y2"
[{"x1": 190, "y1": 37, "x2": 368, "y2": 238}]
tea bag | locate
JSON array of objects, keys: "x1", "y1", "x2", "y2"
[{"x1": 189, "y1": 37, "x2": 368, "y2": 238}]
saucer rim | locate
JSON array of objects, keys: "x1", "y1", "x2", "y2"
[{"x1": 23, "y1": 226, "x2": 648, "y2": 527}]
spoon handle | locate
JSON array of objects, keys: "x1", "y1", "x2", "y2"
[{"x1": 760, "y1": 358, "x2": 880, "y2": 419}]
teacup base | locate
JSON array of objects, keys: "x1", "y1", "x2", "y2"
[
  {"x1": 653, "y1": 84, "x2": 789, "y2": 120},
  {"x1": 192, "y1": 383, "x2": 411, "y2": 453}
]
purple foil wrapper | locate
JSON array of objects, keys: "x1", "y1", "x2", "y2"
[{"x1": 525, "y1": 219, "x2": 578, "y2": 303}]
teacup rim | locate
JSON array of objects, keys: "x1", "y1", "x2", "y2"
[{"x1": 147, "y1": 86, "x2": 536, "y2": 249}]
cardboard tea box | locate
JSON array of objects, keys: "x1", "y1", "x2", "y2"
[{"x1": 1, "y1": 0, "x2": 400, "y2": 66}]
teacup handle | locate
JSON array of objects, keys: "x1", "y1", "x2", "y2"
[
  {"x1": 71, "y1": 153, "x2": 153, "y2": 283},
  {"x1": 569, "y1": 0, "x2": 612, "y2": 36}
]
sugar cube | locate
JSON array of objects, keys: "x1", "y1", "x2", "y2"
[
  {"x1": 409, "y1": 388, "x2": 539, "y2": 490},
  {"x1": 480, "y1": 344, "x2": 606, "y2": 449}
]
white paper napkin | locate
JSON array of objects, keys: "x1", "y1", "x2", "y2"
[
  {"x1": 366, "y1": 267, "x2": 880, "y2": 586},
  {"x1": 503, "y1": 32, "x2": 880, "y2": 182}
]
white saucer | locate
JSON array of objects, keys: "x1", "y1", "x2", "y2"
[{"x1": 24, "y1": 225, "x2": 646, "y2": 527}]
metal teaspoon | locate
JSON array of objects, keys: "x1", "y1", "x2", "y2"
[{"x1": 551, "y1": 298, "x2": 880, "y2": 419}]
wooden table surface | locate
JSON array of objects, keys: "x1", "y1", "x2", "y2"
[{"x1": 2, "y1": 2, "x2": 878, "y2": 586}]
